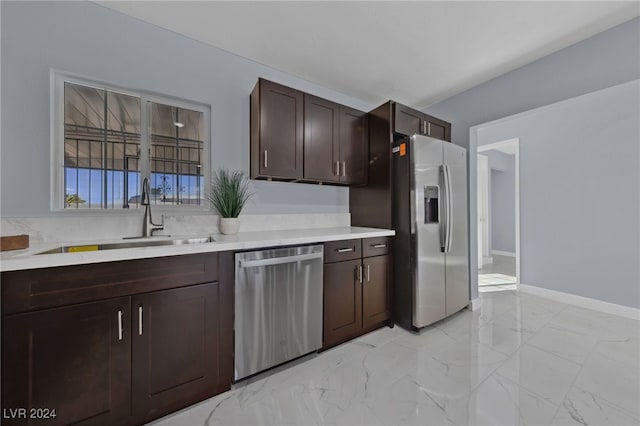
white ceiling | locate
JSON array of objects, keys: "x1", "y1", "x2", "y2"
[{"x1": 97, "y1": 1, "x2": 639, "y2": 109}]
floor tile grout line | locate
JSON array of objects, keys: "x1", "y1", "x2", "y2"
[
  {"x1": 557, "y1": 337, "x2": 640, "y2": 421},
  {"x1": 464, "y1": 292, "x2": 573, "y2": 416},
  {"x1": 523, "y1": 300, "x2": 619, "y2": 424},
  {"x1": 149, "y1": 291, "x2": 637, "y2": 426}
]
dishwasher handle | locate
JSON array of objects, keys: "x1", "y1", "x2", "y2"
[{"x1": 239, "y1": 251, "x2": 324, "y2": 268}]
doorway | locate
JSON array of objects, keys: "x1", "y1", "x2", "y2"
[{"x1": 476, "y1": 138, "x2": 520, "y2": 292}]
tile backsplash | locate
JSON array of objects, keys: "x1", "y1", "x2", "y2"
[{"x1": 0, "y1": 213, "x2": 351, "y2": 244}]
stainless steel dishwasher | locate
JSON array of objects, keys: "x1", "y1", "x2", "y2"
[{"x1": 234, "y1": 244, "x2": 323, "y2": 380}]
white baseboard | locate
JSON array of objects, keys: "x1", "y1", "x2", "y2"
[
  {"x1": 519, "y1": 283, "x2": 640, "y2": 321},
  {"x1": 492, "y1": 250, "x2": 516, "y2": 257},
  {"x1": 467, "y1": 298, "x2": 482, "y2": 311}
]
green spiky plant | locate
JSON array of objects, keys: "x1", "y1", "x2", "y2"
[{"x1": 208, "y1": 169, "x2": 252, "y2": 218}]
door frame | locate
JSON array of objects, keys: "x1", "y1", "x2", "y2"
[
  {"x1": 477, "y1": 138, "x2": 520, "y2": 288},
  {"x1": 476, "y1": 154, "x2": 490, "y2": 268}
]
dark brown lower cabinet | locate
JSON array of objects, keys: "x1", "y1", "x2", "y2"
[
  {"x1": 323, "y1": 259, "x2": 362, "y2": 346},
  {"x1": 132, "y1": 283, "x2": 219, "y2": 422},
  {"x1": 2, "y1": 298, "x2": 132, "y2": 426},
  {"x1": 362, "y1": 254, "x2": 392, "y2": 328},
  {"x1": 1, "y1": 253, "x2": 233, "y2": 426},
  {"x1": 323, "y1": 238, "x2": 392, "y2": 349}
]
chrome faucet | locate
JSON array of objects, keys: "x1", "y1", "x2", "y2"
[{"x1": 141, "y1": 178, "x2": 164, "y2": 237}]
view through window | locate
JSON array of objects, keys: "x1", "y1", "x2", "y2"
[{"x1": 62, "y1": 81, "x2": 206, "y2": 209}]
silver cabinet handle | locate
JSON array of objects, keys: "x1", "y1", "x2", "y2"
[
  {"x1": 358, "y1": 265, "x2": 363, "y2": 283},
  {"x1": 337, "y1": 247, "x2": 354, "y2": 253},
  {"x1": 264, "y1": 149, "x2": 268, "y2": 168},
  {"x1": 427, "y1": 122, "x2": 432, "y2": 136},
  {"x1": 422, "y1": 121, "x2": 427, "y2": 134},
  {"x1": 334, "y1": 161, "x2": 339, "y2": 176},
  {"x1": 341, "y1": 161, "x2": 346, "y2": 177},
  {"x1": 366, "y1": 264, "x2": 370, "y2": 282},
  {"x1": 371, "y1": 244, "x2": 387, "y2": 249},
  {"x1": 117, "y1": 310, "x2": 123, "y2": 341},
  {"x1": 239, "y1": 251, "x2": 323, "y2": 268},
  {"x1": 138, "y1": 305, "x2": 143, "y2": 336}
]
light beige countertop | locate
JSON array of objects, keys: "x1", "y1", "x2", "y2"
[{"x1": 0, "y1": 226, "x2": 394, "y2": 272}]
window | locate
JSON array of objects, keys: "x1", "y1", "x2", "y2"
[{"x1": 53, "y1": 74, "x2": 209, "y2": 210}]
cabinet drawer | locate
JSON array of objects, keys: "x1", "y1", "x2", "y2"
[
  {"x1": 324, "y1": 239, "x2": 362, "y2": 263},
  {"x1": 362, "y1": 237, "x2": 391, "y2": 258},
  {"x1": 1, "y1": 253, "x2": 219, "y2": 314}
]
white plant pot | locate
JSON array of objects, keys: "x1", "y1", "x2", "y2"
[{"x1": 219, "y1": 217, "x2": 240, "y2": 235}]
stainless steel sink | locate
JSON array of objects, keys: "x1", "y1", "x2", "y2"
[{"x1": 36, "y1": 236, "x2": 215, "y2": 255}]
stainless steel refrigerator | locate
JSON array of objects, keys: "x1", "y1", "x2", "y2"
[{"x1": 392, "y1": 134, "x2": 469, "y2": 330}]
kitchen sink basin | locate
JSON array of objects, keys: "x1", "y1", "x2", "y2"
[{"x1": 36, "y1": 236, "x2": 216, "y2": 255}]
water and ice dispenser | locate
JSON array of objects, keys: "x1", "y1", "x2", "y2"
[{"x1": 424, "y1": 185, "x2": 439, "y2": 224}]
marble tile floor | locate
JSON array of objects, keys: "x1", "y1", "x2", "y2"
[
  {"x1": 478, "y1": 255, "x2": 516, "y2": 276},
  {"x1": 478, "y1": 283, "x2": 516, "y2": 293},
  {"x1": 479, "y1": 255, "x2": 517, "y2": 288},
  {"x1": 149, "y1": 290, "x2": 640, "y2": 426}
]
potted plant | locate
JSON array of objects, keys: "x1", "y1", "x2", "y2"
[{"x1": 208, "y1": 169, "x2": 252, "y2": 235}]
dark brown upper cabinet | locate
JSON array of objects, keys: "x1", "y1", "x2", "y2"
[
  {"x1": 304, "y1": 94, "x2": 340, "y2": 182},
  {"x1": 392, "y1": 102, "x2": 451, "y2": 142},
  {"x1": 393, "y1": 103, "x2": 424, "y2": 137},
  {"x1": 303, "y1": 94, "x2": 368, "y2": 185},
  {"x1": 251, "y1": 78, "x2": 367, "y2": 186},
  {"x1": 251, "y1": 79, "x2": 304, "y2": 180},
  {"x1": 350, "y1": 101, "x2": 451, "y2": 230},
  {"x1": 339, "y1": 105, "x2": 368, "y2": 185}
]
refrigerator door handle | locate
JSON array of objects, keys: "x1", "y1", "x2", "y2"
[
  {"x1": 444, "y1": 164, "x2": 454, "y2": 253},
  {"x1": 439, "y1": 166, "x2": 446, "y2": 251}
]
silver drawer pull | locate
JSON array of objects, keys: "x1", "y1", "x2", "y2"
[
  {"x1": 337, "y1": 247, "x2": 354, "y2": 253},
  {"x1": 366, "y1": 264, "x2": 370, "y2": 282},
  {"x1": 371, "y1": 244, "x2": 387, "y2": 249},
  {"x1": 138, "y1": 305, "x2": 143, "y2": 336},
  {"x1": 118, "y1": 310, "x2": 123, "y2": 341}
]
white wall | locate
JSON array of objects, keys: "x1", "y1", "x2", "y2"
[
  {"x1": 484, "y1": 150, "x2": 516, "y2": 254},
  {"x1": 424, "y1": 17, "x2": 640, "y2": 301},
  {"x1": 477, "y1": 80, "x2": 639, "y2": 309},
  {"x1": 0, "y1": 1, "x2": 374, "y2": 218}
]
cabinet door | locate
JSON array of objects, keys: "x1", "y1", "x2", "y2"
[
  {"x1": 339, "y1": 106, "x2": 368, "y2": 185},
  {"x1": 132, "y1": 283, "x2": 219, "y2": 421},
  {"x1": 323, "y1": 259, "x2": 362, "y2": 348},
  {"x1": 304, "y1": 94, "x2": 340, "y2": 182},
  {"x1": 424, "y1": 114, "x2": 451, "y2": 142},
  {"x1": 362, "y1": 255, "x2": 392, "y2": 328},
  {"x1": 257, "y1": 79, "x2": 304, "y2": 179},
  {"x1": 393, "y1": 103, "x2": 424, "y2": 136},
  {"x1": 2, "y1": 298, "x2": 131, "y2": 426}
]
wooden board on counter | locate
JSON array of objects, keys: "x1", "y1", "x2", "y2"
[{"x1": 0, "y1": 235, "x2": 29, "y2": 251}]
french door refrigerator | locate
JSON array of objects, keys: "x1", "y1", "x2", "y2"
[{"x1": 393, "y1": 134, "x2": 469, "y2": 330}]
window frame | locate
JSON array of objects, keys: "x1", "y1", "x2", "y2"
[{"x1": 50, "y1": 70, "x2": 211, "y2": 212}]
